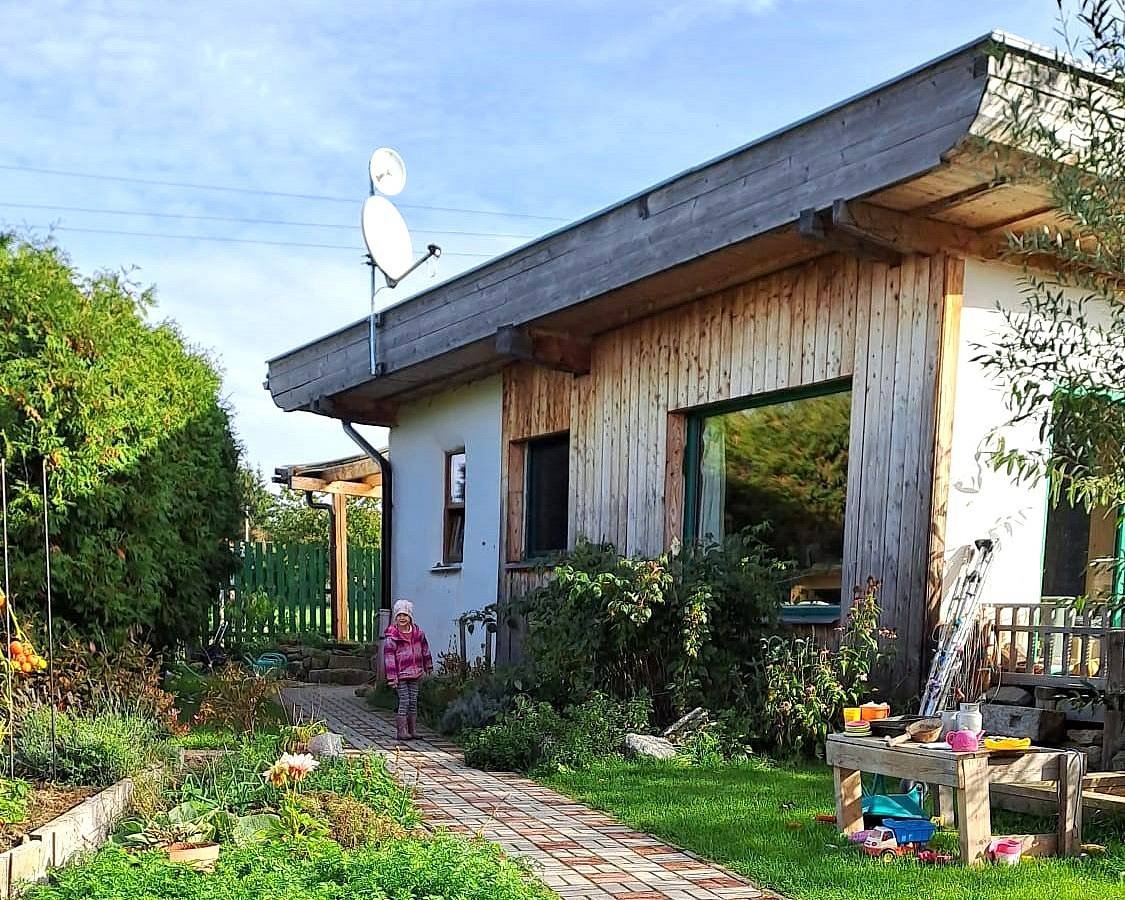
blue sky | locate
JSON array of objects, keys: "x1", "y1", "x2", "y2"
[{"x1": 0, "y1": 0, "x2": 1064, "y2": 476}]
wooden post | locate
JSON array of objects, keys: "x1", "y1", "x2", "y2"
[
  {"x1": 937, "y1": 785, "x2": 956, "y2": 828},
  {"x1": 332, "y1": 493, "x2": 349, "y2": 641},
  {"x1": 833, "y1": 765, "x2": 864, "y2": 836},
  {"x1": 956, "y1": 756, "x2": 991, "y2": 865},
  {"x1": 1058, "y1": 749, "x2": 1084, "y2": 856}
]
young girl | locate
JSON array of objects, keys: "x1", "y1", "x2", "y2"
[{"x1": 383, "y1": 599, "x2": 433, "y2": 741}]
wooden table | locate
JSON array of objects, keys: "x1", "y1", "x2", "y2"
[{"x1": 826, "y1": 734, "x2": 1084, "y2": 864}]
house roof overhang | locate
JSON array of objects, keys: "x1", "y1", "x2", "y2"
[{"x1": 264, "y1": 31, "x2": 1101, "y2": 426}]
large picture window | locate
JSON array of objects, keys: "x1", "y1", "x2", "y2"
[{"x1": 687, "y1": 383, "x2": 852, "y2": 612}]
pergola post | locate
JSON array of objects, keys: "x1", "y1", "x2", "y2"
[{"x1": 332, "y1": 492, "x2": 349, "y2": 641}]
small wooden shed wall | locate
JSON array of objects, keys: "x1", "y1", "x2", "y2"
[{"x1": 500, "y1": 251, "x2": 964, "y2": 695}]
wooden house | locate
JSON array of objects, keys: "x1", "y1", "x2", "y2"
[{"x1": 266, "y1": 32, "x2": 1121, "y2": 694}]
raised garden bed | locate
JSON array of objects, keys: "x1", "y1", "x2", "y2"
[{"x1": 0, "y1": 777, "x2": 135, "y2": 898}]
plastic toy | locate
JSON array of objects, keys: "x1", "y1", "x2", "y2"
[
  {"x1": 863, "y1": 818, "x2": 938, "y2": 862},
  {"x1": 988, "y1": 837, "x2": 1022, "y2": 865},
  {"x1": 862, "y1": 777, "x2": 928, "y2": 820},
  {"x1": 984, "y1": 736, "x2": 1031, "y2": 752},
  {"x1": 915, "y1": 849, "x2": 953, "y2": 865},
  {"x1": 946, "y1": 728, "x2": 983, "y2": 752}
]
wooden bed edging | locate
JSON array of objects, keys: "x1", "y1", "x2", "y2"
[{"x1": 0, "y1": 776, "x2": 135, "y2": 898}]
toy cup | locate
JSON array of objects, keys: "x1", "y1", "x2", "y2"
[{"x1": 843, "y1": 707, "x2": 861, "y2": 723}]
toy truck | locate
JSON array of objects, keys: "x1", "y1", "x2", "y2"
[{"x1": 862, "y1": 818, "x2": 938, "y2": 862}]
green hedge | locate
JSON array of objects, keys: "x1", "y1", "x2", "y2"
[{"x1": 0, "y1": 234, "x2": 241, "y2": 644}]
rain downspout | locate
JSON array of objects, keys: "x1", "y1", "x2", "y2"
[
  {"x1": 305, "y1": 492, "x2": 337, "y2": 620},
  {"x1": 342, "y1": 420, "x2": 392, "y2": 611}
]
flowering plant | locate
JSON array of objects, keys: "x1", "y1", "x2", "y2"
[
  {"x1": 262, "y1": 752, "x2": 328, "y2": 845},
  {"x1": 263, "y1": 752, "x2": 319, "y2": 788}
]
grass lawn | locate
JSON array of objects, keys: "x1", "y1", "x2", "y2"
[{"x1": 545, "y1": 757, "x2": 1125, "y2": 900}]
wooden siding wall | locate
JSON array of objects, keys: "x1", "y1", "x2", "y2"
[{"x1": 499, "y1": 252, "x2": 953, "y2": 694}]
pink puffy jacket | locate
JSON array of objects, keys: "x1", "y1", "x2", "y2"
[{"x1": 382, "y1": 624, "x2": 433, "y2": 683}]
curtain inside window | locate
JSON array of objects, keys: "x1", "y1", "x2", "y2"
[{"x1": 699, "y1": 417, "x2": 726, "y2": 542}]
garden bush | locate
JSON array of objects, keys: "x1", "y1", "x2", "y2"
[
  {"x1": 759, "y1": 578, "x2": 896, "y2": 756},
  {"x1": 513, "y1": 533, "x2": 786, "y2": 719},
  {"x1": 0, "y1": 234, "x2": 241, "y2": 646},
  {"x1": 23, "y1": 836, "x2": 552, "y2": 900},
  {"x1": 194, "y1": 664, "x2": 282, "y2": 733},
  {"x1": 14, "y1": 708, "x2": 173, "y2": 787},
  {"x1": 463, "y1": 692, "x2": 652, "y2": 774}
]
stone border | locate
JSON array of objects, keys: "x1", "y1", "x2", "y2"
[{"x1": 0, "y1": 776, "x2": 135, "y2": 898}]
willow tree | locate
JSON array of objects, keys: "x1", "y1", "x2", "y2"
[{"x1": 974, "y1": 1, "x2": 1125, "y2": 601}]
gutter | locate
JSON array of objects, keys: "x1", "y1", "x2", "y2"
[
  {"x1": 304, "y1": 492, "x2": 338, "y2": 622},
  {"x1": 341, "y1": 421, "x2": 392, "y2": 610}
]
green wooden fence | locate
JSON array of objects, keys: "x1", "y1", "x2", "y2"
[{"x1": 219, "y1": 541, "x2": 381, "y2": 644}]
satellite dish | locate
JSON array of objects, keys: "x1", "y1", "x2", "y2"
[
  {"x1": 369, "y1": 147, "x2": 406, "y2": 197},
  {"x1": 361, "y1": 195, "x2": 413, "y2": 282}
]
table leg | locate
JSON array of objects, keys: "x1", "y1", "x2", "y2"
[
  {"x1": 937, "y1": 785, "x2": 955, "y2": 828},
  {"x1": 1057, "y1": 749, "x2": 1084, "y2": 856},
  {"x1": 833, "y1": 765, "x2": 863, "y2": 835},
  {"x1": 956, "y1": 757, "x2": 991, "y2": 865}
]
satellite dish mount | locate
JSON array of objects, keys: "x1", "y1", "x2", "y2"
[{"x1": 361, "y1": 148, "x2": 442, "y2": 373}]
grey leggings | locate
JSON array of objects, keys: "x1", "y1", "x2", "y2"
[{"x1": 396, "y1": 679, "x2": 420, "y2": 716}]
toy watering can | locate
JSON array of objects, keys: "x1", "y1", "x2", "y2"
[{"x1": 946, "y1": 728, "x2": 983, "y2": 752}]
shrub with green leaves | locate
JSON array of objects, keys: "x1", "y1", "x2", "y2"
[
  {"x1": 0, "y1": 777, "x2": 30, "y2": 824},
  {"x1": 463, "y1": 692, "x2": 652, "y2": 774},
  {"x1": 0, "y1": 234, "x2": 241, "y2": 646},
  {"x1": 513, "y1": 533, "x2": 786, "y2": 719},
  {"x1": 14, "y1": 708, "x2": 172, "y2": 787},
  {"x1": 759, "y1": 578, "x2": 896, "y2": 756}
]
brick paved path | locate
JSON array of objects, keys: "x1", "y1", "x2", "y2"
[{"x1": 283, "y1": 685, "x2": 772, "y2": 900}]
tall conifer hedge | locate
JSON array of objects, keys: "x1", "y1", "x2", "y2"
[{"x1": 0, "y1": 234, "x2": 241, "y2": 645}]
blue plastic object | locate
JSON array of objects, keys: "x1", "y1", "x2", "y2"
[
  {"x1": 245, "y1": 651, "x2": 288, "y2": 676},
  {"x1": 861, "y1": 778, "x2": 927, "y2": 820},
  {"x1": 883, "y1": 818, "x2": 937, "y2": 845}
]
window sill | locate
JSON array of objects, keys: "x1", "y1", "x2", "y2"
[
  {"x1": 430, "y1": 563, "x2": 462, "y2": 574},
  {"x1": 505, "y1": 556, "x2": 563, "y2": 572},
  {"x1": 780, "y1": 603, "x2": 841, "y2": 625}
]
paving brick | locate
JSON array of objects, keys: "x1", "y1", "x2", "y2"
[{"x1": 283, "y1": 685, "x2": 768, "y2": 900}]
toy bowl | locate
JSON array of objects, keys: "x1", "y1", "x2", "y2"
[{"x1": 906, "y1": 718, "x2": 943, "y2": 743}]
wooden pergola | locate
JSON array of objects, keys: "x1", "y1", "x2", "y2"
[{"x1": 273, "y1": 453, "x2": 383, "y2": 641}]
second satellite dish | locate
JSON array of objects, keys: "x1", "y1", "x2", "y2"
[
  {"x1": 369, "y1": 147, "x2": 406, "y2": 196},
  {"x1": 361, "y1": 195, "x2": 413, "y2": 282}
]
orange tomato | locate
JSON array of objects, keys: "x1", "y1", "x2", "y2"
[{"x1": 9, "y1": 641, "x2": 24, "y2": 657}]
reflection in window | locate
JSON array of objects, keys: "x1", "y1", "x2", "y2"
[
  {"x1": 444, "y1": 450, "x2": 466, "y2": 565},
  {"x1": 693, "y1": 387, "x2": 851, "y2": 605},
  {"x1": 525, "y1": 433, "x2": 570, "y2": 557}
]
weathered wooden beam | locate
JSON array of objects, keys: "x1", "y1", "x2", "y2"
[
  {"x1": 317, "y1": 457, "x2": 380, "y2": 483},
  {"x1": 799, "y1": 204, "x2": 902, "y2": 265},
  {"x1": 289, "y1": 475, "x2": 381, "y2": 498},
  {"x1": 839, "y1": 200, "x2": 1007, "y2": 258},
  {"x1": 332, "y1": 492, "x2": 349, "y2": 641},
  {"x1": 495, "y1": 325, "x2": 591, "y2": 374},
  {"x1": 311, "y1": 395, "x2": 398, "y2": 427},
  {"x1": 909, "y1": 178, "x2": 1009, "y2": 217}
]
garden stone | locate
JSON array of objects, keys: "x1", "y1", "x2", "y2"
[
  {"x1": 625, "y1": 733, "x2": 677, "y2": 760},
  {"x1": 1066, "y1": 728, "x2": 1103, "y2": 746},
  {"x1": 663, "y1": 707, "x2": 708, "y2": 740},
  {"x1": 981, "y1": 704, "x2": 1065, "y2": 742},
  {"x1": 308, "y1": 732, "x2": 344, "y2": 758},
  {"x1": 985, "y1": 686, "x2": 1034, "y2": 707}
]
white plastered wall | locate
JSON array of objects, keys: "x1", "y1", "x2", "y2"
[
  {"x1": 944, "y1": 259, "x2": 1111, "y2": 609},
  {"x1": 387, "y1": 376, "x2": 501, "y2": 661}
]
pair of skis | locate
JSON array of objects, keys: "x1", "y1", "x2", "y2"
[{"x1": 919, "y1": 538, "x2": 995, "y2": 718}]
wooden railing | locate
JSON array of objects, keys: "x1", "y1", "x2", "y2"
[{"x1": 980, "y1": 601, "x2": 1125, "y2": 693}]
